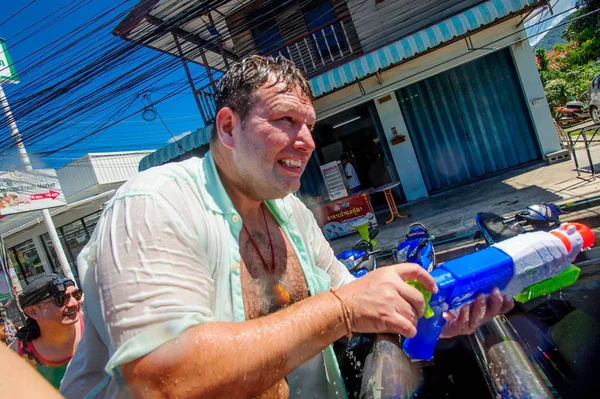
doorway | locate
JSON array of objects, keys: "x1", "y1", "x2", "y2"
[{"x1": 308, "y1": 102, "x2": 404, "y2": 210}]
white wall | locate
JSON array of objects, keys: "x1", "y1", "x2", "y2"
[
  {"x1": 90, "y1": 152, "x2": 151, "y2": 185},
  {"x1": 373, "y1": 94, "x2": 428, "y2": 201},
  {"x1": 57, "y1": 156, "x2": 96, "y2": 200},
  {"x1": 510, "y1": 40, "x2": 562, "y2": 156},
  {"x1": 58, "y1": 151, "x2": 152, "y2": 202}
]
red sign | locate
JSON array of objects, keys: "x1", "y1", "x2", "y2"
[
  {"x1": 30, "y1": 190, "x2": 60, "y2": 201},
  {"x1": 310, "y1": 193, "x2": 377, "y2": 239}
]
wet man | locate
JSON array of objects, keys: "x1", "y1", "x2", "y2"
[
  {"x1": 10, "y1": 274, "x2": 83, "y2": 390},
  {"x1": 61, "y1": 56, "x2": 512, "y2": 398}
]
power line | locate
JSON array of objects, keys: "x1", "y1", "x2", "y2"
[
  {"x1": 0, "y1": 0, "x2": 568, "y2": 169},
  {"x1": 0, "y1": 0, "x2": 37, "y2": 27}
]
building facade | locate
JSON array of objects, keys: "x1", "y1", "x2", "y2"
[
  {"x1": 121, "y1": 0, "x2": 558, "y2": 206},
  {"x1": 0, "y1": 151, "x2": 152, "y2": 287}
]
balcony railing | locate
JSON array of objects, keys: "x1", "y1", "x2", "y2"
[
  {"x1": 265, "y1": 13, "x2": 361, "y2": 79},
  {"x1": 187, "y1": 13, "x2": 361, "y2": 125},
  {"x1": 195, "y1": 82, "x2": 217, "y2": 125}
]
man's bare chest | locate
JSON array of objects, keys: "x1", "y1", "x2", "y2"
[{"x1": 239, "y1": 226, "x2": 308, "y2": 319}]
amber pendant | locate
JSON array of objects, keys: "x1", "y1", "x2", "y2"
[{"x1": 273, "y1": 283, "x2": 291, "y2": 306}]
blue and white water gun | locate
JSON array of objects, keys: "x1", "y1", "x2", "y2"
[{"x1": 403, "y1": 222, "x2": 595, "y2": 361}]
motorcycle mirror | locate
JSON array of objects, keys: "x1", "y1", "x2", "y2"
[
  {"x1": 353, "y1": 240, "x2": 370, "y2": 251},
  {"x1": 369, "y1": 228, "x2": 379, "y2": 241}
]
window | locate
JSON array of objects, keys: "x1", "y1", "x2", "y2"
[
  {"x1": 61, "y1": 220, "x2": 89, "y2": 269},
  {"x1": 83, "y1": 211, "x2": 102, "y2": 238},
  {"x1": 247, "y1": 5, "x2": 287, "y2": 56},
  {"x1": 245, "y1": 0, "x2": 341, "y2": 59},
  {"x1": 9, "y1": 240, "x2": 44, "y2": 284},
  {"x1": 40, "y1": 212, "x2": 102, "y2": 278},
  {"x1": 8, "y1": 249, "x2": 27, "y2": 285},
  {"x1": 301, "y1": 0, "x2": 343, "y2": 57},
  {"x1": 41, "y1": 231, "x2": 76, "y2": 277},
  {"x1": 302, "y1": 0, "x2": 336, "y2": 31}
]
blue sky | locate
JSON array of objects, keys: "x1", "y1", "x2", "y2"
[{"x1": 1, "y1": 0, "x2": 207, "y2": 170}]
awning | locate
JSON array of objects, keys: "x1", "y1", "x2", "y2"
[
  {"x1": 138, "y1": 125, "x2": 213, "y2": 171},
  {"x1": 309, "y1": 0, "x2": 539, "y2": 97}
]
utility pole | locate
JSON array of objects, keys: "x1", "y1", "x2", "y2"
[{"x1": 0, "y1": 85, "x2": 77, "y2": 285}]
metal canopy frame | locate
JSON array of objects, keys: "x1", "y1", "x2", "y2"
[{"x1": 568, "y1": 123, "x2": 600, "y2": 180}]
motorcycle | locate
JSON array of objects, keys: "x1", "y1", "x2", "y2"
[
  {"x1": 393, "y1": 223, "x2": 436, "y2": 272},
  {"x1": 474, "y1": 202, "x2": 561, "y2": 249},
  {"x1": 336, "y1": 228, "x2": 380, "y2": 278},
  {"x1": 554, "y1": 94, "x2": 590, "y2": 128}
]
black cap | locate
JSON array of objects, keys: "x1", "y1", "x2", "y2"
[{"x1": 18, "y1": 274, "x2": 74, "y2": 309}]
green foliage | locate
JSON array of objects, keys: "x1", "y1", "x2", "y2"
[
  {"x1": 563, "y1": 0, "x2": 600, "y2": 42},
  {"x1": 534, "y1": 23, "x2": 568, "y2": 50},
  {"x1": 536, "y1": 47, "x2": 550, "y2": 71},
  {"x1": 542, "y1": 63, "x2": 600, "y2": 116},
  {"x1": 538, "y1": 1, "x2": 600, "y2": 116},
  {"x1": 562, "y1": 0, "x2": 600, "y2": 63}
]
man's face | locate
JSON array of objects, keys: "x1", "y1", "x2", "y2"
[
  {"x1": 229, "y1": 80, "x2": 316, "y2": 199},
  {"x1": 341, "y1": 158, "x2": 348, "y2": 166},
  {"x1": 31, "y1": 286, "x2": 81, "y2": 326}
]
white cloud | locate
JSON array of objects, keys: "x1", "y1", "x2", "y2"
[{"x1": 167, "y1": 130, "x2": 192, "y2": 143}]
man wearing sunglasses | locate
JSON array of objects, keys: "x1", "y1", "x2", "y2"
[{"x1": 9, "y1": 274, "x2": 84, "y2": 390}]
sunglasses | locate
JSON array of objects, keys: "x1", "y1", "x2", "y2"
[{"x1": 42, "y1": 289, "x2": 83, "y2": 307}]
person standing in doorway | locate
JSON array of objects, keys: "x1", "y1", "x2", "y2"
[{"x1": 341, "y1": 153, "x2": 363, "y2": 194}]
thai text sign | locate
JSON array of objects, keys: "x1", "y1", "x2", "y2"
[
  {"x1": 0, "y1": 169, "x2": 66, "y2": 215},
  {"x1": 310, "y1": 193, "x2": 377, "y2": 239}
]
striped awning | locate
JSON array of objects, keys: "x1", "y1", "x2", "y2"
[
  {"x1": 138, "y1": 125, "x2": 213, "y2": 171},
  {"x1": 309, "y1": 0, "x2": 538, "y2": 97}
]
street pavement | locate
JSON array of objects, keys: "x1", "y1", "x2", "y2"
[{"x1": 327, "y1": 145, "x2": 600, "y2": 262}]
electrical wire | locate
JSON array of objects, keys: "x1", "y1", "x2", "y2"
[
  {"x1": 0, "y1": 0, "x2": 581, "y2": 170},
  {"x1": 0, "y1": 0, "x2": 37, "y2": 27}
]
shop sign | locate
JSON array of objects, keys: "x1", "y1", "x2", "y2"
[
  {"x1": 0, "y1": 39, "x2": 19, "y2": 84},
  {"x1": 312, "y1": 193, "x2": 377, "y2": 239},
  {"x1": 0, "y1": 169, "x2": 66, "y2": 215}
]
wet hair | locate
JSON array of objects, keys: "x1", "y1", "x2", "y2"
[{"x1": 213, "y1": 55, "x2": 313, "y2": 132}]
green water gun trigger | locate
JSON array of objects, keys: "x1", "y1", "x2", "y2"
[{"x1": 407, "y1": 281, "x2": 434, "y2": 319}]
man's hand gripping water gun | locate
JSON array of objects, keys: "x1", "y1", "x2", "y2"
[{"x1": 403, "y1": 222, "x2": 595, "y2": 361}]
